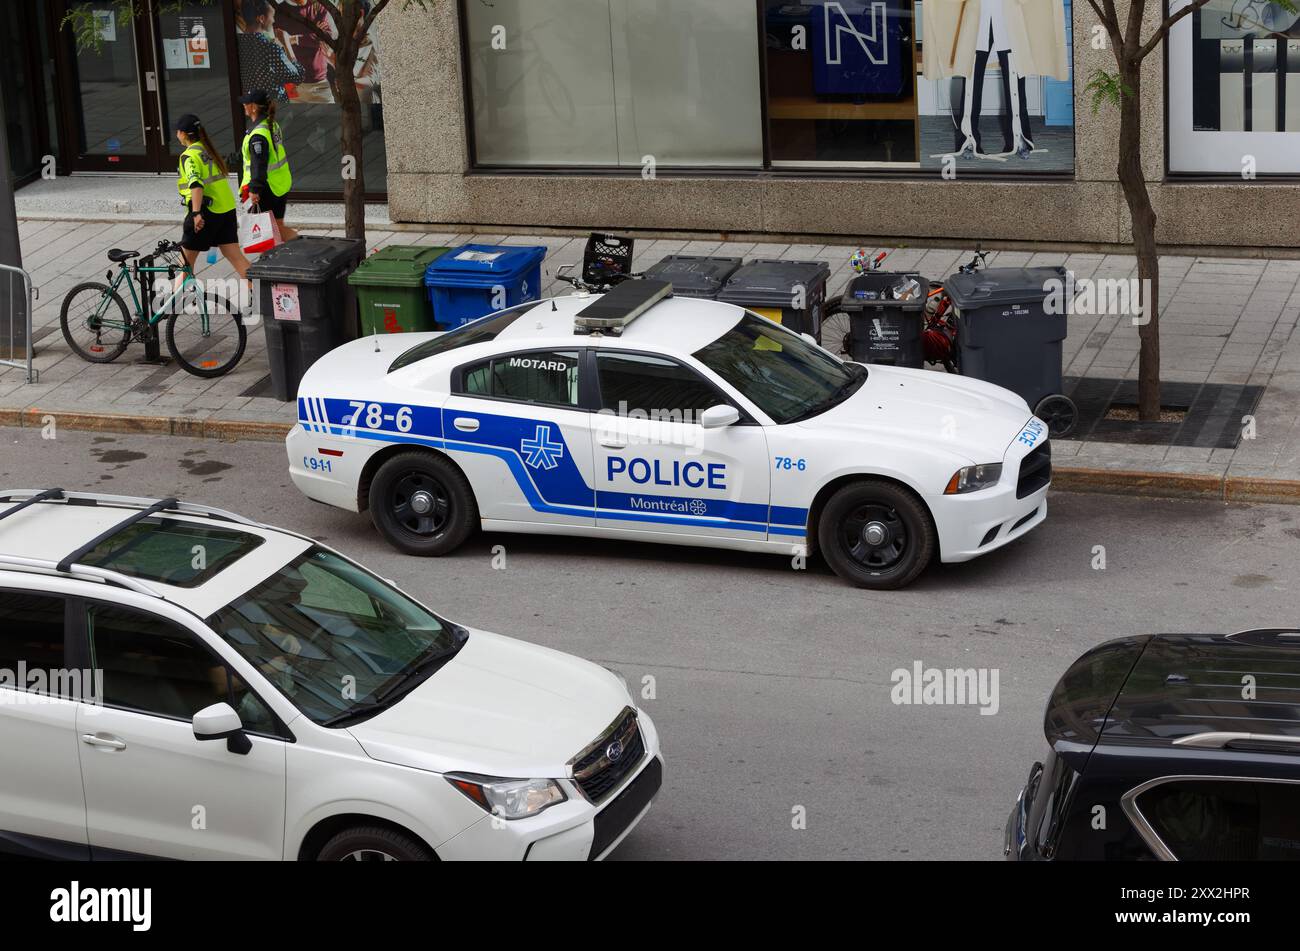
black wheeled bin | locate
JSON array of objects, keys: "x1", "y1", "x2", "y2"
[
  {"x1": 945, "y1": 266, "x2": 1069, "y2": 409},
  {"x1": 247, "y1": 237, "x2": 366, "y2": 401},
  {"x1": 717, "y1": 259, "x2": 831, "y2": 337},
  {"x1": 641, "y1": 255, "x2": 742, "y2": 298},
  {"x1": 841, "y1": 271, "x2": 926, "y2": 367}
]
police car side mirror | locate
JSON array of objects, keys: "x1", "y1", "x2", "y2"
[
  {"x1": 801, "y1": 333, "x2": 818, "y2": 346},
  {"x1": 700, "y1": 404, "x2": 741, "y2": 429}
]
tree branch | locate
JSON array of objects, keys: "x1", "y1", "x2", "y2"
[
  {"x1": 1136, "y1": 0, "x2": 1217, "y2": 62},
  {"x1": 361, "y1": 0, "x2": 396, "y2": 37}
]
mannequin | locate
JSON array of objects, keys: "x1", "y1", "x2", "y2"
[{"x1": 923, "y1": 0, "x2": 1069, "y2": 161}]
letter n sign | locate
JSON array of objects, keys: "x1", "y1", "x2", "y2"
[{"x1": 813, "y1": 1, "x2": 905, "y2": 96}]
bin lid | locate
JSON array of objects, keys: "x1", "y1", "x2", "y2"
[
  {"x1": 642, "y1": 255, "x2": 742, "y2": 296},
  {"x1": 945, "y1": 266, "x2": 1069, "y2": 310},
  {"x1": 348, "y1": 245, "x2": 450, "y2": 288},
  {"x1": 245, "y1": 236, "x2": 366, "y2": 283},
  {"x1": 717, "y1": 259, "x2": 832, "y2": 307},
  {"x1": 424, "y1": 244, "x2": 547, "y2": 287}
]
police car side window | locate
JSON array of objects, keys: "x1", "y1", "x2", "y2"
[
  {"x1": 596, "y1": 352, "x2": 724, "y2": 419},
  {"x1": 458, "y1": 351, "x2": 580, "y2": 408}
]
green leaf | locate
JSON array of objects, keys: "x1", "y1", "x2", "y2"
[{"x1": 1084, "y1": 70, "x2": 1133, "y2": 114}]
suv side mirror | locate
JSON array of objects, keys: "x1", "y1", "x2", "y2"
[
  {"x1": 700, "y1": 404, "x2": 741, "y2": 429},
  {"x1": 193, "y1": 702, "x2": 252, "y2": 755}
]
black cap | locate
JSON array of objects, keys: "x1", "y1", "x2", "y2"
[
  {"x1": 175, "y1": 113, "x2": 202, "y2": 134},
  {"x1": 239, "y1": 89, "x2": 270, "y2": 106}
]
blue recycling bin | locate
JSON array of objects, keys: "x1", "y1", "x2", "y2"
[{"x1": 424, "y1": 244, "x2": 547, "y2": 328}]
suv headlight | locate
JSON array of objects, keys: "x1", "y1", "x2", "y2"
[
  {"x1": 446, "y1": 774, "x2": 567, "y2": 820},
  {"x1": 944, "y1": 463, "x2": 1003, "y2": 494}
]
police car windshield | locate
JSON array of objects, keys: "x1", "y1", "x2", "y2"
[
  {"x1": 694, "y1": 312, "x2": 863, "y2": 424},
  {"x1": 388, "y1": 302, "x2": 540, "y2": 372}
]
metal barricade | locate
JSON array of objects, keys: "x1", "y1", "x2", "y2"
[{"x1": 0, "y1": 262, "x2": 36, "y2": 383}]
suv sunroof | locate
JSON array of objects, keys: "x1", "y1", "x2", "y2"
[{"x1": 79, "y1": 517, "x2": 265, "y2": 588}]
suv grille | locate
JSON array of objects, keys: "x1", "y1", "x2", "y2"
[
  {"x1": 1016, "y1": 441, "x2": 1052, "y2": 499},
  {"x1": 571, "y1": 708, "x2": 645, "y2": 803}
]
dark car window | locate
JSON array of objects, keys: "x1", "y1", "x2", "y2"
[
  {"x1": 87, "y1": 604, "x2": 229, "y2": 720},
  {"x1": 1137, "y1": 779, "x2": 1300, "y2": 860},
  {"x1": 596, "y1": 351, "x2": 728, "y2": 421},
  {"x1": 0, "y1": 590, "x2": 66, "y2": 697},
  {"x1": 456, "y1": 350, "x2": 580, "y2": 407}
]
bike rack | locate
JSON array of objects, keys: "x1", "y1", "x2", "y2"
[{"x1": 0, "y1": 262, "x2": 37, "y2": 383}]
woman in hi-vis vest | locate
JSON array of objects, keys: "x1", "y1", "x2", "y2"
[
  {"x1": 175, "y1": 114, "x2": 250, "y2": 278},
  {"x1": 240, "y1": 89, "x2": 298, "y2": 241}
]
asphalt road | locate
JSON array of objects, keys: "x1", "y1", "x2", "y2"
[{"x1": 2, "y1": 424, "x2": 1298, "y2": 860}]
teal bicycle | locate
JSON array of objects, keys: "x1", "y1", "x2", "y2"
[{"x1": 60, "y1": 240, "x2": 247, "y2": 378}]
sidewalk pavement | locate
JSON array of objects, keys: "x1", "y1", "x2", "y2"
[{"x1": 4, "y1": 212, "x2": 1299, "y2": 503}]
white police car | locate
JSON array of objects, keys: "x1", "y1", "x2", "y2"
[{"x1": 287, "y1": 281, "x2": 1051, "y2": 589}]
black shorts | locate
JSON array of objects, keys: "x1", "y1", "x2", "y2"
[
  {"x1": 251, "y1": 190, "x2": 290, "y2": 221},
  {"x1": 181, "y1": 208, "x2": 239, "y2": 253}
]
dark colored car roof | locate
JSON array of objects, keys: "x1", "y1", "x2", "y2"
[{"x1": 1045, "y1": 630, "x2": 1300, "y2": 751}]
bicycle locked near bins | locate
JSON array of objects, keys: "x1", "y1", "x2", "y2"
[{"x1": 60, "y1": 240, "x2": 247, "y2": 378}]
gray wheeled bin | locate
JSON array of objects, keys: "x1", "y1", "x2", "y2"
[
  {"x1": 641, "y1": 255, "x2": 742, "y2": 298},
  {"x1": 247, "y1": 237, "x2": 366, "y2": 401},
  {"x1": 945, "y1": 265, "x2": 1076, "y2": 436},
  {"x1": 841, "y1": 271, "x2": 927, "y2": 367},
  {"x1": 717, "y1": 259, "x2": 832, "y2": 337}
]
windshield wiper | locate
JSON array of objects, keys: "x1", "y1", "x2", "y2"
[
  {"x1": 318, "y1": 625, "x2": 468, "y2": 727},
  {"x1": 786, "y1": 367, "x2": 867, "y2": 424}
]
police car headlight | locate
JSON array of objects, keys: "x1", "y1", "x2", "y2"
[
  {"x1": 446, "y1": 774, "x2": 567, "y2": 820},
  {"x1": 944, "y1": 463, "x2": 1003, "y2": 494}
]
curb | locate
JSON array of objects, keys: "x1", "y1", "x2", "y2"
[{"x1": 2, "y1": 408, "x2": 1297, "y2": 505}]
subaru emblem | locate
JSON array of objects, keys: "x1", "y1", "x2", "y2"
[{"x1": 605, "y1": 740, "x2": 624, "y2": 763}]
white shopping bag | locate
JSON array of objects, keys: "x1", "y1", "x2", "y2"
[{"x1": 241, "y1": 210, "x2": 278, "y2": 255}]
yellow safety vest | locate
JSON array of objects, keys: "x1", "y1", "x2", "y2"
[
  {"x1": 177, "y1": 144, "x2": 236, "y2": 215},
  {"x1": 241, "y1": 120, "x2": 293, "y2": 196}
]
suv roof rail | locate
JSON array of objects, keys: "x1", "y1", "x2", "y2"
[
  {"x1": 0, "y1": 488, "x2": 64, "y2": 522},
  {"x1": 0, "y1": 554, "x2": 163, "y2": 598},
  {"x1": 1172, "y1": 732, "x2": 1300, "y2": 750},
  {"x1": 0, "y1": 488, "x2": 262, "y2": 528},
  {"x1": 57, "y1": 497, "x2": 180, "y2": 573}
]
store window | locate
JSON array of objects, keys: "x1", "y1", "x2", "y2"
[
  {"x1": 464, "y1": 0, "x2": 764, "y2": 167},
  {"x1": 1167, "y1": 0, "x2": 1300, "y2": 175},
  {"x1": 235, "y1": 0, "x2": 387, "y2": 193},
  {"x1": 462, "y1": 0, "x2": 1075, "y2": 173}
]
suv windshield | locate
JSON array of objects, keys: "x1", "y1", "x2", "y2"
[
  {"x1": 693, "y1": 312, "x2": 864, "y2": 424},
  {"x1": 206, "y1": 547, "x2": 465, "y2": 726},
  {"x1": 388, "y1": 302, "x2": 540, "y2": 372}
]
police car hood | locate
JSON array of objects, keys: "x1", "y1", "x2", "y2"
[
  {"x1": 807, "y1": 364, "x2": 1034, "y2": 462},
  {"x1": 346, "y1": 629, "x2": 633, "y2": 777}
]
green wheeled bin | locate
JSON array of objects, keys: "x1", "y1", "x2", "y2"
[{"x1": 348, "y1": 245, "x2": 451, "y2": 335}]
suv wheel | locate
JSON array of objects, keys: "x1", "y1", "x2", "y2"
[
  {"x1": 369, "y1": 451, "x2": 477, "y2": 556},
  {"x1": 817, "y1": 479, "x2": 936, "y2": 589},
  {"x1": 317, "y1": 826, "x2": 435, "y2": 862}
]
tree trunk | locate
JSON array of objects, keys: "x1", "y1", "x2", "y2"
[
  {"x1": 1116, "y1": 60, "x2": 1161, "y2": 421},
  {"x1": 331, "y1": 6, "x2": 367, "y2": 243}
]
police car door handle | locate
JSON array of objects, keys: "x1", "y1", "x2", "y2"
[
  {"x1": 453, "y1": 417, "x2": 480, "y2": 433},
  {"x1": 599, "y1": 437, "x2": 627, "y2": 449}
]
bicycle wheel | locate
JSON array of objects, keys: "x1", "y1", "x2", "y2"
[
  {"x1": 60, "y1": 282, "x2": 131, "y2": 364},
  {"x1": 818, "y1": 295, "x2": 852, "y2": 358},
  {"x1": 165, "y1": 292, "x2": 248, "y2": 378}
]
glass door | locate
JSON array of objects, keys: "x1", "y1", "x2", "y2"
[
  {"x1": 154, "y1": 0, "x2": 240, "y2": 172},
  {"x1": 61, "y1": 0, "x2": 164, "y2": 170}
]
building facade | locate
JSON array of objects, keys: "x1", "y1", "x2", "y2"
[{"x1": 7, "y1": 0, "x2": 1300, "y2": 250}]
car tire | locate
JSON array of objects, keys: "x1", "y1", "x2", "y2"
[
  {"x1": 316, "y1": 826, "x2": 435, "y2": 862},
  {"x1": 817, "y1": 479, "x2": 936, "y2": 589},
  {"x1": 369, "y1": 451, "x2": 477, "y2": 556}
]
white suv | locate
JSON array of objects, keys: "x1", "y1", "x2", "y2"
[{"x1": 0, "y1": 489, "x2": 661, "y2": 861}]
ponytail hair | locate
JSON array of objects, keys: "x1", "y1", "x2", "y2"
[{"x1": 195, "y1": 126, "x2": 230, "y2": 177}]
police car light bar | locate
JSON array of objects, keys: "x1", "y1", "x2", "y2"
[{"x1": 574, "y1": 279, "x2": 673, "y2": 335}]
